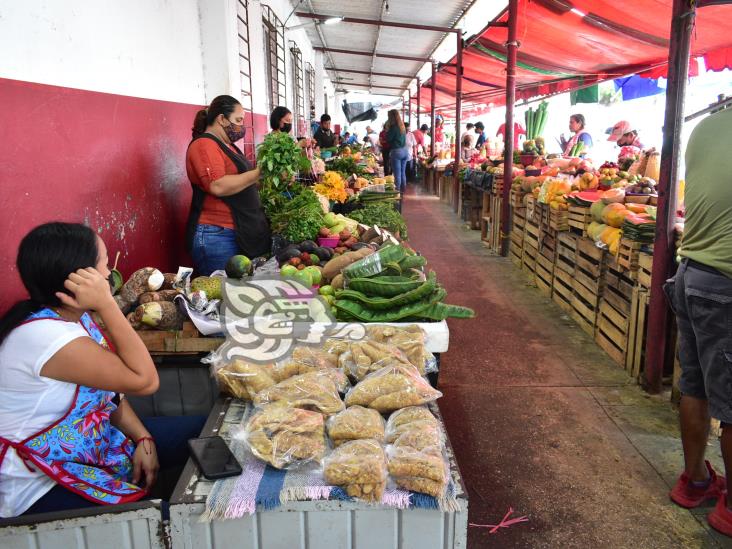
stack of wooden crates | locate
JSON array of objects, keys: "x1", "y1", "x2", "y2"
[{"x1": 509, "y1": 199, "x2": 652, "y2": 382}]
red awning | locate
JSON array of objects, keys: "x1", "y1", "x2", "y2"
[{"x1": 414, "y1": 0, "x2": 732, "y2": 115}]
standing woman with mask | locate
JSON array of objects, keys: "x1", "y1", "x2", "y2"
[
  {"x1": 270, "y1": 106, "x2": 293, "y2": 134},
  {"x1": 185, "y1": 95, "x2": 271, "y2": 275},
  {"x1": 386, "y1": 109, "x2": 409, "y2": 199}
]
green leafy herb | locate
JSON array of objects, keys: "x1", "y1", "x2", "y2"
[
  {"x1": 268, "y1": 187, "x2": 325, "y2": 243},
  {"x1": 257, "y1": 132, "x2": 311, "y2": 212},
  {"x1": 349, "y1": 203, "x2": 408, "y2": 239}
]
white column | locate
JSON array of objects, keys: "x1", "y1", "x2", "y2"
[
  {"x1": 314, "y1": 50, "x2": 325, "y2": 118},
  {"x1": 197, "y1": 0, "x2": 240, "y2": 103},
  {"x1": 248, "y1": 0, "x2": 269, "y2": 116}
]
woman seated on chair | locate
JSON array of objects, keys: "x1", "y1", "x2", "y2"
[{"x1": 0, "y1": 222, "x2": 205, "y2": 517}]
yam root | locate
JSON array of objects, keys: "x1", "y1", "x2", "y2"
[
  {"x1": 139, "y1": 289, "x2": 180, "y2": 304},
  {"x1": 322, "y1": 248, "x2": 373, "y2": 281},
  {"x1": 133, "y1": 301, "x2": 184, "y2": 330},
  {"x1": 161, "y1": 273, "x2": 177, "y2": 290},
  {"x1": 116, "y1": 267, "x2": 165, "y2": 313}
]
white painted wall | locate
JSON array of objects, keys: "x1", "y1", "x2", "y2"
[
  {"x1": 0, "y1": 0, "x2": 339, "y2": 125},
  {"x1": 0, "y1": 0, "x2": 206, "y2": 105}
]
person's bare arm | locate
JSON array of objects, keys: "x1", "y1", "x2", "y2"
[
  {"x1": 111, "y1": 399, "x2": 159, "y2": 487},
  {"x1": 209, "y1": 168, "x2": 261, "y2": 197},
  {"x1": 41, "y1": 268, "x2": 159, "y2": 395}
]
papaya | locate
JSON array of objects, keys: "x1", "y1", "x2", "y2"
[
  {"x1": 601, "y1": 203, "x2": 629, "y2": 229},
  {"x1": 590, "y1": 200, "x2": 606, "y2": 223}
]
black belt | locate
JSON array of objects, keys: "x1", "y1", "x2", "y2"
[{"x1": 686, "y1": 258, "x2": 724, "y2": 276}]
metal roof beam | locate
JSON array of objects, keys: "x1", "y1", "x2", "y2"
[
  {"x1": 314, "y1": 46, "x2": 429, "y2": 62},
  {"x1": 324, "y1": 67, "x2": 412, "y2": 79},
  {"x1": 295, "y1": 12, "x2": 459, "y2": 33},
  {"x1": 331, "y1": 81, "x2": 405, "y2": 90}
]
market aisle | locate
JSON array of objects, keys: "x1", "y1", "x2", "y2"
[{"x1": 401, "y1": 184, "x2": 729, "y2": 549}]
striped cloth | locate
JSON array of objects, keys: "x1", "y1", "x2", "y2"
[{"x1": 202, "y1": 404, "x2": 460, "y2": 522}]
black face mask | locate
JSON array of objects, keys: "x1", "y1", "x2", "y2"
[{"x1": 281, "y1": 123, "x2": 292, "y2": 134}]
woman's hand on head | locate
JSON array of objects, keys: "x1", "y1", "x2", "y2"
[{"x1": 56, "y1": 268, "x2": 115, "y2": 312}]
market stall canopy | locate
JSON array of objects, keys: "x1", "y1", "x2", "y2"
[
  {"x1": 293, "y1": 0, "x2": 473, "y2": 98},
  {"x1": 415, "y1": 0, "x2": 732, "y2": 114}
]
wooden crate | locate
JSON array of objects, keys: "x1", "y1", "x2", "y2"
[
  {"x1": 488, "y1": 195, "x2": 503, "y2": 251},
  {"x1": 526, "y1": 195, "x2": 540, "y2": 224},
  {"x1": 522, "y1": 241, "x2": 538, "y2": 276},
  {"x1": 595, "y1": 298, "x2": 630, "y2": 366},
  {"x1": 552, "y1": 265, "x2": 574, "y2": 314},
  {"x1": 602, "y1": 256, "x2": 636, "y2": 318},
  {"x1": 571, "y1": 276, "x2": 602, "y2": 336},
  {"x1": 570, "y1": 238, "x2": 605, "y2": 336},
  {"x1": 492, "y1": 175, "x2": 504, "y2": 196},
  {"x1": 574, "y1": 237, "x2": 606, "y2": 295},
  {"x1": 510, "y1": 224, "x2": 524, "y2": 247},
  {"x1": 539, "y1": 228, "x2": 558, "y2": 262},
  {"x1": 535, "y1": 252, "x2": 555, "y2": 297},
  {"x1": 524, "y1": 218, "x2": 541, "y2": 250},
  {"x1": 549, "y1": 208, "x2": 570, "y2": 232},
  {"x1": 555, "y1": 233, "x2": 578, "y2": 275},
  {"x1": 568, "y1": 205, "x2": 592, "y2": 237},
  {"x1": 136, "y1": 322, "x2": 224, "y2": 354},
  {"x1": 509, "y1": 240, "x2": 523, "y2": 267},
  {"x1": 618, "y1": 238, "x2": 642, "y2": 276},
  {"x1": 537, "y1": 202, "x2": 551, "y2": 231},
  {"x1": 626, "y1": 287, "x2": 650, "y2": 379},
  {"x1": 638, "y1": 252, "x2": 653, "y2": 290},
  {"x1": 510, "y1": 187, "x2": 527, "y2": 209}
]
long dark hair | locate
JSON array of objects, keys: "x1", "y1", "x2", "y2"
[
  {"x1": 192, "y1": 95, "x2": 242, "y2": 138},
  {"x1": 0, "y1": 223, "x2": 99, "y2": 344},
  {"x1": 269, "y1": 106, "x2": 291, "y2": 131}
]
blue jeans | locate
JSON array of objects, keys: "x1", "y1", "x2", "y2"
[
  {"x1": 22, "y1": 415, "x2": 206, "y2": 515},
  {"x1": 390, "y1": 146, "x2": 409, "y2": 193},
  {"x1": 191, "y1": 224, "x2": 240, "y2": 276}
]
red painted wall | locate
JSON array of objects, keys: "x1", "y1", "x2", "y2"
[{"x1": 0, "y1": 78, "x2": 269, "y2": 314}]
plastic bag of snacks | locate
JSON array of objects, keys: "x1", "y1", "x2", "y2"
[
  {"x1": 323, "y1": 439, "x2": 387, "y2": 502},
  {"x1": 215, "y1": 359, "x2": 277, "y2": 401},
  {"x1": 243, "y1": 404, "x2": 326, "y2": 469},
  {"x1": 327, "y1": 405, "x2": 385, "y2": 446},
  {"x1": 337, "y1": 340, "x2": 413, "y2": 381},
  {"x1": 386, "y1": 429, "x2": 448, "y2": 498},
  {"x1": 253, "y1": 370, "x2": 348, "y2": 416},
  {"x1": 365, "y1": 325, "x2": 438, "y2": 375},
  {"x1": 385, "y1": 406, "x2": 441, "y2": 444},
  {"x1": 344, "y1": 364, "x2": 442, "y2": 413},
  {"x1": 271, "y1": 345, "x2": 342, "y2": 382}
]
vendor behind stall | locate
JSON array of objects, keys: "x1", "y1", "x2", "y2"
[
  {"x1": 561, "y1": 114, "x2": 593, "y2": 156},
  {"x1": 270, "y1": 106, "x2": 293, "y2": 134},
  {"x1": 0, "y1": 223, "x2": 204, "y2": 517},
  {"x1": 607, "y1": 120, "x2": 644, "y2": 149},
  {"x1": 313, "y1": 114, "x2": 337, "y2": 149},
  {"x1": 186, "y1": 95, "x2": 270, "y2": 275}
]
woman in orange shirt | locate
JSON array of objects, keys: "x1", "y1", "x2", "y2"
[{"x1": 185, "y1": 95, "x2": 271, "y2": 275}]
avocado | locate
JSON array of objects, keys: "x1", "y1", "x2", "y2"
[
  {"x1": 225, "y1": 255, "x2": 252, "y2": 279},
  {"x1": 299, "y1": 240, "x2": 318, "y2": 253},
  {"x1": 276, "y1": 248, "x2": 302, "y2": 266}
]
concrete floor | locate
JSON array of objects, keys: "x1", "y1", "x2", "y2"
[{"x1": 402, "y1": 185, "x2": 731, "y2": 549}]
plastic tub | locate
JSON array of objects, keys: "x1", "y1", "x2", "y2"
[{"x1": 318, "y1": 236, "x2": 340, "y2": 247}]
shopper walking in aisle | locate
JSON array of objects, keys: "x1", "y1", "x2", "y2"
[
  {"x1": 405, "y1": 122, "x2": 417, "y2": 181},
  {"x1": 474, "y1": 121, "x2": 487, "y2": 148},
  {"x1": 561, "y1": 114, "x2": 593, "y2": 156},
  {"x1": 386, "y1": 109, "x2": 409, "y2": 204},
  {"x1": 313, "y1": 113, "x2": 337, "y2": 149},
  {"x1": 379, "y1": 123, "x2": 391, "y2": 176},
  {"x1": 666, "y1": 107, "x2": 732, "y2": 537}
]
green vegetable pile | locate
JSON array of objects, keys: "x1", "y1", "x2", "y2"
[
  {"x1": 268, "y1": 186, "x2": 325, "y2": 244},
  {"x1": 349, "y1": 203, "x2": 408, "y2": 239},
  {"x1": 257, "y1": 132, "x2": 311, "y2": 216},
  {"x1": 328, "y1": 156, "x2": 365, "y2": 177},
  {"x1": 333, "y1": 245, "x2": 475, "y2": 322}
]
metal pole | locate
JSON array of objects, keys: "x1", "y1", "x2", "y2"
[
  {"x1": 417, "y1": 77, "x2": 422, "y2": 130},
  {"x1": 454, "y1": 32, "x2": 464, "y2": 212},
  {"x1": 408, "y1": 89, "x2": 412, "y2": 126},
  {"x1": 500, "y1": 0, "x2": 519, "y2": 256},
  {"x1": 430, "y1": 61, "x2": 437, "y2": 158},
  {"x1": 644, "y1": 0, "x2": 695, "y2": 393}
]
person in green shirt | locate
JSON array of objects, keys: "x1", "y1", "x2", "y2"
[
  {"x1": 386, "y1": 109, "x2": 408, "y2": 198},
  {"x1": 667, "y1": 107, "x2": 732, "y2": 537}
]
